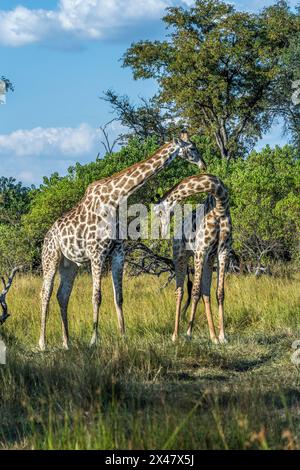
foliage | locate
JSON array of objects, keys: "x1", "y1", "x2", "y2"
[
  {"x1": 271, "y1": 25, "x2": 300, "y2": 149},
  {"x1": 225, "y1": 146, "x2": 300, "y2": 264},
  {"x1": 0, "y1": 178, "x2": 33, "y2": 272},
  {"x1": 0, "y1": 177, "x2": 32, "y2": 225},
  {"x1": 123, "y1": 0, "x2": 299, "y2": 160}
]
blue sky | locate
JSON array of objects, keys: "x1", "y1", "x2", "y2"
[{"x1": 0, "y1": 0, "x2": 298, "y2": 185}]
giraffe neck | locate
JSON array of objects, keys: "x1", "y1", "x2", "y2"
[
  {"x1": 111, "y1": 142, "x2": 179, "y2": 201},
  {"x1": 162, "y1": 174, "x2": 229, "y2": 215}
]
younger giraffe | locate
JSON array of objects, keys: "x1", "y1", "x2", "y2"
[
  {"x1": 154, "y1": 174, "x2": 232, "y2": 344},
  {"x1": 39, "y1": 134, "x2": 206, "y2": 350}
]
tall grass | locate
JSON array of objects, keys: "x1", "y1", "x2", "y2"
[{"x1": 0, "y1": 272, "x2": 300, "y2": 449}]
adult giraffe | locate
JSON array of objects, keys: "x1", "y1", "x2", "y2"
[
  {"x1": 39, "y1": 133, "x2": 207, "y2": 350},
  {"x1": 154, "y1": 174, "x2": 232, "y2": 344}
]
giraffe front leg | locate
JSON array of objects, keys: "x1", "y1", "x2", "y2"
[
  {"x1": 39, "y1": 249, "x2": 61, "y2": 351},
  {"x1": 217, "y1": 251, "x2": 228, "y2": 344},
  {"x1": 186, "y1": 253, "x2": 205, "y2": 341},
  {"x1": 90, "y1": 257, "x2": 104, "y2": 347}
]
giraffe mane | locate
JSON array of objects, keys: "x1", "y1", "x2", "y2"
[
  {"x1": 158, "y1": 174, "x2": 221, "y2": 202},
  {"x1": 88, "y1": 142, "x2": 171, "y2": 188}
]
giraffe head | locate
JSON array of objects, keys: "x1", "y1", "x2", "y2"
[{"x1": 174, "y1": 130, "x2": 207, "y2": 170}]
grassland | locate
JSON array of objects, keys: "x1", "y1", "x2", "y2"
[{"x1": 0, "y1": 271, "x2": 300, "y2": 450}]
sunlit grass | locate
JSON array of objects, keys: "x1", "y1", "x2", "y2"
[{"x1": 0, "y1": 272, "x2": 300, "y2": 449}]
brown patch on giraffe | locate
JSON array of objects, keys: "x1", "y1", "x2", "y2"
[
  {"x1": 152, "y1": 159, "x2": 163, "y2": 169},
  {"x1": 124, "y1": 180, "x2": 134, "y2": 190},
  {"x1": 110, "y1": 191, "x2": 120, "y2": 200}
]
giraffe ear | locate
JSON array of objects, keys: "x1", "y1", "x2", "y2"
[{"x1": 180, "y1": 129, "x2": 189, "y2": 142}]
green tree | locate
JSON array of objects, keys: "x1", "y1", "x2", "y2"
[
  {"x1": 0, "y1": 177, "x2": 32, "y2": 225},
  {"x1": 0, "y1": 178, "x2": 32, "y2": 272},
  {"x1": 271, "y1": 19, "x2": 300, "y2": 149},
  {"x1": 226, "y1": 145, "x2": 300, "y2": 265},
  {"x1": 123, "y1": 0, "x2": 299, "y2": 161},
  {"x1": 102, "y1": 90, "x2": 179, "y2": 144}
]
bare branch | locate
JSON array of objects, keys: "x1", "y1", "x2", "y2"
[
  {"x1": 99, "y1": 119, "x2": 121, "y2": 154},
  {"x1": 124, "y1": 242, "x2": 174, "y2": 278}
]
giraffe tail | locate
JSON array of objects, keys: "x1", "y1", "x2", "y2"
[{"x1": 181, "y1": 266, "x2": 193, "y2": 319}]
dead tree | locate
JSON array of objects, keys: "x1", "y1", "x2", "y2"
[
  {"x1": 124, "y1": 242, "x2": 175, "y2": 286},
  {"x1": 98, "y1": 119, "x2": 122, "y2": 155},
  {"x1": 0, "y1": 267, "x2": 20, "y2": 325}
]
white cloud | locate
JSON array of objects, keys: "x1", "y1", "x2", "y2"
[
  {"x1": 0, "y1": 121, "x2": 127, "y2": 184},
  {"x1": 0, "y1": 6, "x2": 57, "y2": 47},
  {"x1": 0, "y1": 123, "x2": 99, "y2": 157},
  {"x1": 58, "y1": 0, "x2": 169, "y2": 38},
  {"x1": 0, "y1": 0, "x2": 172, "y2": 47},
  {"x1": 0, "y1": 0, "x2": 298, "y2": 47}
]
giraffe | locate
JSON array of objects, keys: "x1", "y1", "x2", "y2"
[
  {"x1": 38, "y1": 133, "x2": 207, "y2": 350},
  {"x1": 154, "y1": 174, "x2": 232, "y2": 344}
]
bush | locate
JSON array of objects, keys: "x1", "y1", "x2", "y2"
[{"x1": 0, "y1": 140, "x2": 298, "y2": 272}]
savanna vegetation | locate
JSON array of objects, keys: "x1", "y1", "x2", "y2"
[
  {"x1": 0, "y1": 0, "x2": 299, "y2": 451},
  {"x1": 1, "y1": 273, "x2": 300, "y2": 449}
]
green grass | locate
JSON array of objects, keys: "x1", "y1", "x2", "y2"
[{"x1": 0, "y1": 272, "x2": 300, "y2": 449}]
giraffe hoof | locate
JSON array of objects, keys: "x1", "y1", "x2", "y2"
[
  {"x1": 90, "y1": 336, "x2": 99, "y2": 347},
  {"x1": 62, "y1": 343, "x2": 69, "y2": 351},
  {"x1": 185, "y1": 333, "x2": 192, "y2": 342},
  {"x1": 218, "y1": 335, "x2": 228, "y2": 344},
  {"x1": 172, "y1": 333, "x2": 178, "y2": 343},
  {"x1": 38, "y1": 339, "x2": 46, "y2": 351},
  {"x1": 211, "y1": 337, "x2": 220, "y2": 345}
]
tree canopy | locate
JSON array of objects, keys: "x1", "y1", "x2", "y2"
[{"x1": 123, "y1": 0, "x2": 299, "y2": 160}]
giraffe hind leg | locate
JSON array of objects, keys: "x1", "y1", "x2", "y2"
[
  {"x1": 90, "y1": 255, "x2": 106, "y2": 346},
  {"x1": 202, "y1": 257, "x2": 218, "y2": 344},
  {"x1": 186, "y1": 251, "x2": 206, "y2": 340},
  {"x1": 57, "y1": 256, "x2": 78, "y2": 350},
  {"x1": 181, "y1": 266, "x2": 193, "y2": 320},
  {"x1": 217, "y1": 250, "x2": 228, "y2": 344}
]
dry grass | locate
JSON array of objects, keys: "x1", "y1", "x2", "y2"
[{"x1": 0, "y1": 272, "x2": 300, "y2": 449}]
